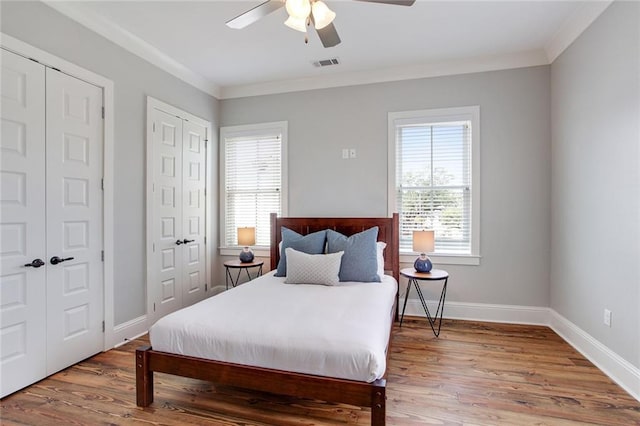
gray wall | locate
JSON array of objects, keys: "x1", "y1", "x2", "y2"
[
  {"x1": 1, "y1": 1, "x2": 221, "y2": 325},
  {"x1": 550, "y1": 1, "x2": 640, "y2": 368},
  {"x1": 222, "y1": 66, "x2": 552, "y2": 307}
]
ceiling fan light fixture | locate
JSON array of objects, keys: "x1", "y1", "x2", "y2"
[
  {"x1": 227, "y1": 0, "x2": 414, "y2": 48},
  {"x1": 285, "y1": 15, "x2": 308, "y2": 33},
  {"x1": 285, "y1": 0, "x2": 311, "y2": 19},
  {"x1": 311, "y1": 1, "x2": 336, "y2": 30}
]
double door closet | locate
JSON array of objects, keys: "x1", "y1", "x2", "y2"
[{"x1": 1, "y1": 48, "x2": 104, "y2": 397}]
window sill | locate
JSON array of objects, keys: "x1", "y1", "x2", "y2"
[{"x1": 400, "y1": 253, "x2": 481, "y2": 266}]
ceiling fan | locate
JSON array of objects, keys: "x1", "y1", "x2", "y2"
[{"x1": 226, "y1": 0, "x2": 416, "y2": 48}]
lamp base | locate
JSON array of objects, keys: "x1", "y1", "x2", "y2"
[
  {"x1": 239, "y1": 247, "x2": 254, "y2": 263},
  {"x1": 414, "y1": 253, "x2": 432, "y2": 273}
]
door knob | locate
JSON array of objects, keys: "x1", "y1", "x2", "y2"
[
  {"x1": 182, "y1": 239, "x2": 195, "y2": 244},
  {"x1": 50, "y1": 256, "x2": 74, "y2": 265},
  {"x1": 175, "y1": 239, "x2": 184, "y2": 245},
  {"x1": 24, "y1": 258, "x2": 45, "y2": 268}
]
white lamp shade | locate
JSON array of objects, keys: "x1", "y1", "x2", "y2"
[
  {"x1": 413, "y1": 230, "x2": 435, "y2": 253},
  {"x1": 237, "y1": 227, "x2": 256, "y2": 246},
  {"x1": 312, "y1": 1, "x2": 336, "y2": 29},
  {"x1": 284, "y1": 15, "x2": 308, "y2": 32},
  {"x1": 285, "y1": 0, "x2": 311, "y2": 19}
]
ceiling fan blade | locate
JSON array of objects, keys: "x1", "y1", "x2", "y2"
[
  {"x1": 316, "y1": 22, "x2": 341, "y2": 48},
  {"x1": 226, "y1": 0, "x2": 284, "y2": 29},
  {"x1": 353, "y1": 0, "x2": 416, "y2": 6}
]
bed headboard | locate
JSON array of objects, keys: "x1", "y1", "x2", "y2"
[{"x1": 269, "y1": 213, "x2": 400, "y2": 282}]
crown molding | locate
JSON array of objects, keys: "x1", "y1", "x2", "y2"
[
  {"x1": 42, "y1": 0, "x2": 610, "y2": 101},
  {"x1": 220, "y1": 49, "x2": 549, "y2": 99},
  {"x1": 43, "y1": 1, "x2": 221, "y2": 99},
  {"x1": 544, "y1": 1, "x2": 613, "y2": 63}
]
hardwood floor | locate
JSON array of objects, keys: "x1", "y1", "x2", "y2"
[{"x1": 2, "y1": 319, "x2": 639, "y2": 425}]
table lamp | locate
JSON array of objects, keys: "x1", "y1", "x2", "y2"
[
  {"x1": 413, "y1": 230, "x2": 434, "y2": 272},
  {"x1": 237, "y1": 227, "x2": 256, "y2": 263}
]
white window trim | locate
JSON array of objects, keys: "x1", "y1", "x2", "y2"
[
  {"x1": 219, "y1": 121, "x2": 288, "y2": 255},
  {"x1": 388, "y1": 106, "x2": 481, "y2": 266}
]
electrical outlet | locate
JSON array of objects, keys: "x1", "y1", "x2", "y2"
[
  {"x1": 342, "y1": 148, "x2": 349, "y2": 159},
  {"x1": 604, "y1": 309, "x2": 611, "y2": 327},
  {"x1": 349, "y1": 148, "x2": 356, "y2": 158}
]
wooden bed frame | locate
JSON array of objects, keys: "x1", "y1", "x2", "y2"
[{"x1": 136, "y1": 213, "x2": 399, "y2": 426}]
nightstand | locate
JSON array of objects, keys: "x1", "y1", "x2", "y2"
[
  {"x1": 399, "y1": 267, "x2": 449, "y2": 337},
  {"x1": 224, "y1": 260, "x2": 264, "y2": 289}
]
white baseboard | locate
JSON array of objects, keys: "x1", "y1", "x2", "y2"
[
  {"x1": 401, "y1": 299, "x2": 640, "y2": 402},
  {"x1": 113, "y1": 330, "x2": 149, "y2": 349},
  {"x1": 210, "y1": 285, "x2": 226, "y2": 296},
  {"x1": 548, "y1": 310, "x2": 640, "y2": 401},
  {"x1": 106, "y1": 315, "x2": 149, "y2": 349},
  {"x1": 401, "y1": 299, "x2": 550, "y2": 325}
]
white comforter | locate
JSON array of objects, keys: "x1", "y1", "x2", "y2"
[{"x1": 149, "y1": 271, "x2": 398, "y2": 382}]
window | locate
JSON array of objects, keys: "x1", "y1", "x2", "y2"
[
  {"x1": 220, "y1": 122, "x2": 287, "y2": 250},
  {"x1": 388, "y1": 107, "x2": 480, "y2": 264}
]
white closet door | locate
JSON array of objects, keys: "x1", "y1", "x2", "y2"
[
  {"x1": 44, "y1": 68, "x2": 104, "y2": 374},
  {"x1": 181, "y1": 120, "x2": 207, "y2": 306},
  {"x1": 0, "y1": 49, "x2": 47, "y2": 397},
  {"x1": 151, "y1": 109, "x2": 184, "y2": 318}
]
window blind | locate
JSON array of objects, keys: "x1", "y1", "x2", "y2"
[
  {"x1": 224, "y1": 134, "x2": 281, "y2": 247},
  {"x1": 395, "y1": 120, "x2": 472, "y2": 254}
]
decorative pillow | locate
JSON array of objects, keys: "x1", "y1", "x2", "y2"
[
  {"x1": 284, "y1": 248, "x2": 344, "y2": 286},
  {"x1": 326, "y1": 227, "x2": 381, "y2": 282},
  {"x1": 274, "y1": 228, "x2": 327, "y2": 277},
  {"x1": 377, "y1": 241, "x2": 387, "y2": 280}
]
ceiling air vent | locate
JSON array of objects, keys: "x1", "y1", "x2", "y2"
[{"x1": 312, "y1": 58, "x2": 340, "y2": 67}]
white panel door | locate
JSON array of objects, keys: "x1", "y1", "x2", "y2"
[
  {"x1": 44, "y1": 68, "x2": 104, "y2": 374},
  {"x1": 0, "y1": 49, "x2": 47, "y2": 397},
  {"x1": 181, "y1": 120, "x2": 207, "y2": 306},
  {"x1": 152, "y1": 109, "x2": 184, "y2": 318}
]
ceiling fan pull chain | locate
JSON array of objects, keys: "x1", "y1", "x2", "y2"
[{"x1": 305, "y1": 15, "x2": 310, "y2": 44}]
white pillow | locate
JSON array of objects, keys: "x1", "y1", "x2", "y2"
[
  {"x1": 377, "y1": 241, "x2": 386, "y2": 280},
  {"x1": 284, "y1": 247, "x2": 344, "y2": 286}
]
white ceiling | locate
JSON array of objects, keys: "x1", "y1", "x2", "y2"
[{"x1": 46, "y1": 1, "x2": 612, "y2": 99}]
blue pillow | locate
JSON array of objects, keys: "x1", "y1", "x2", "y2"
[
  {"x1": 326, "y1": 227, "x2": 380, "y2": 282},
  {"x1": 274, "y1": 228, "x2": 327, "y2": 277}
]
